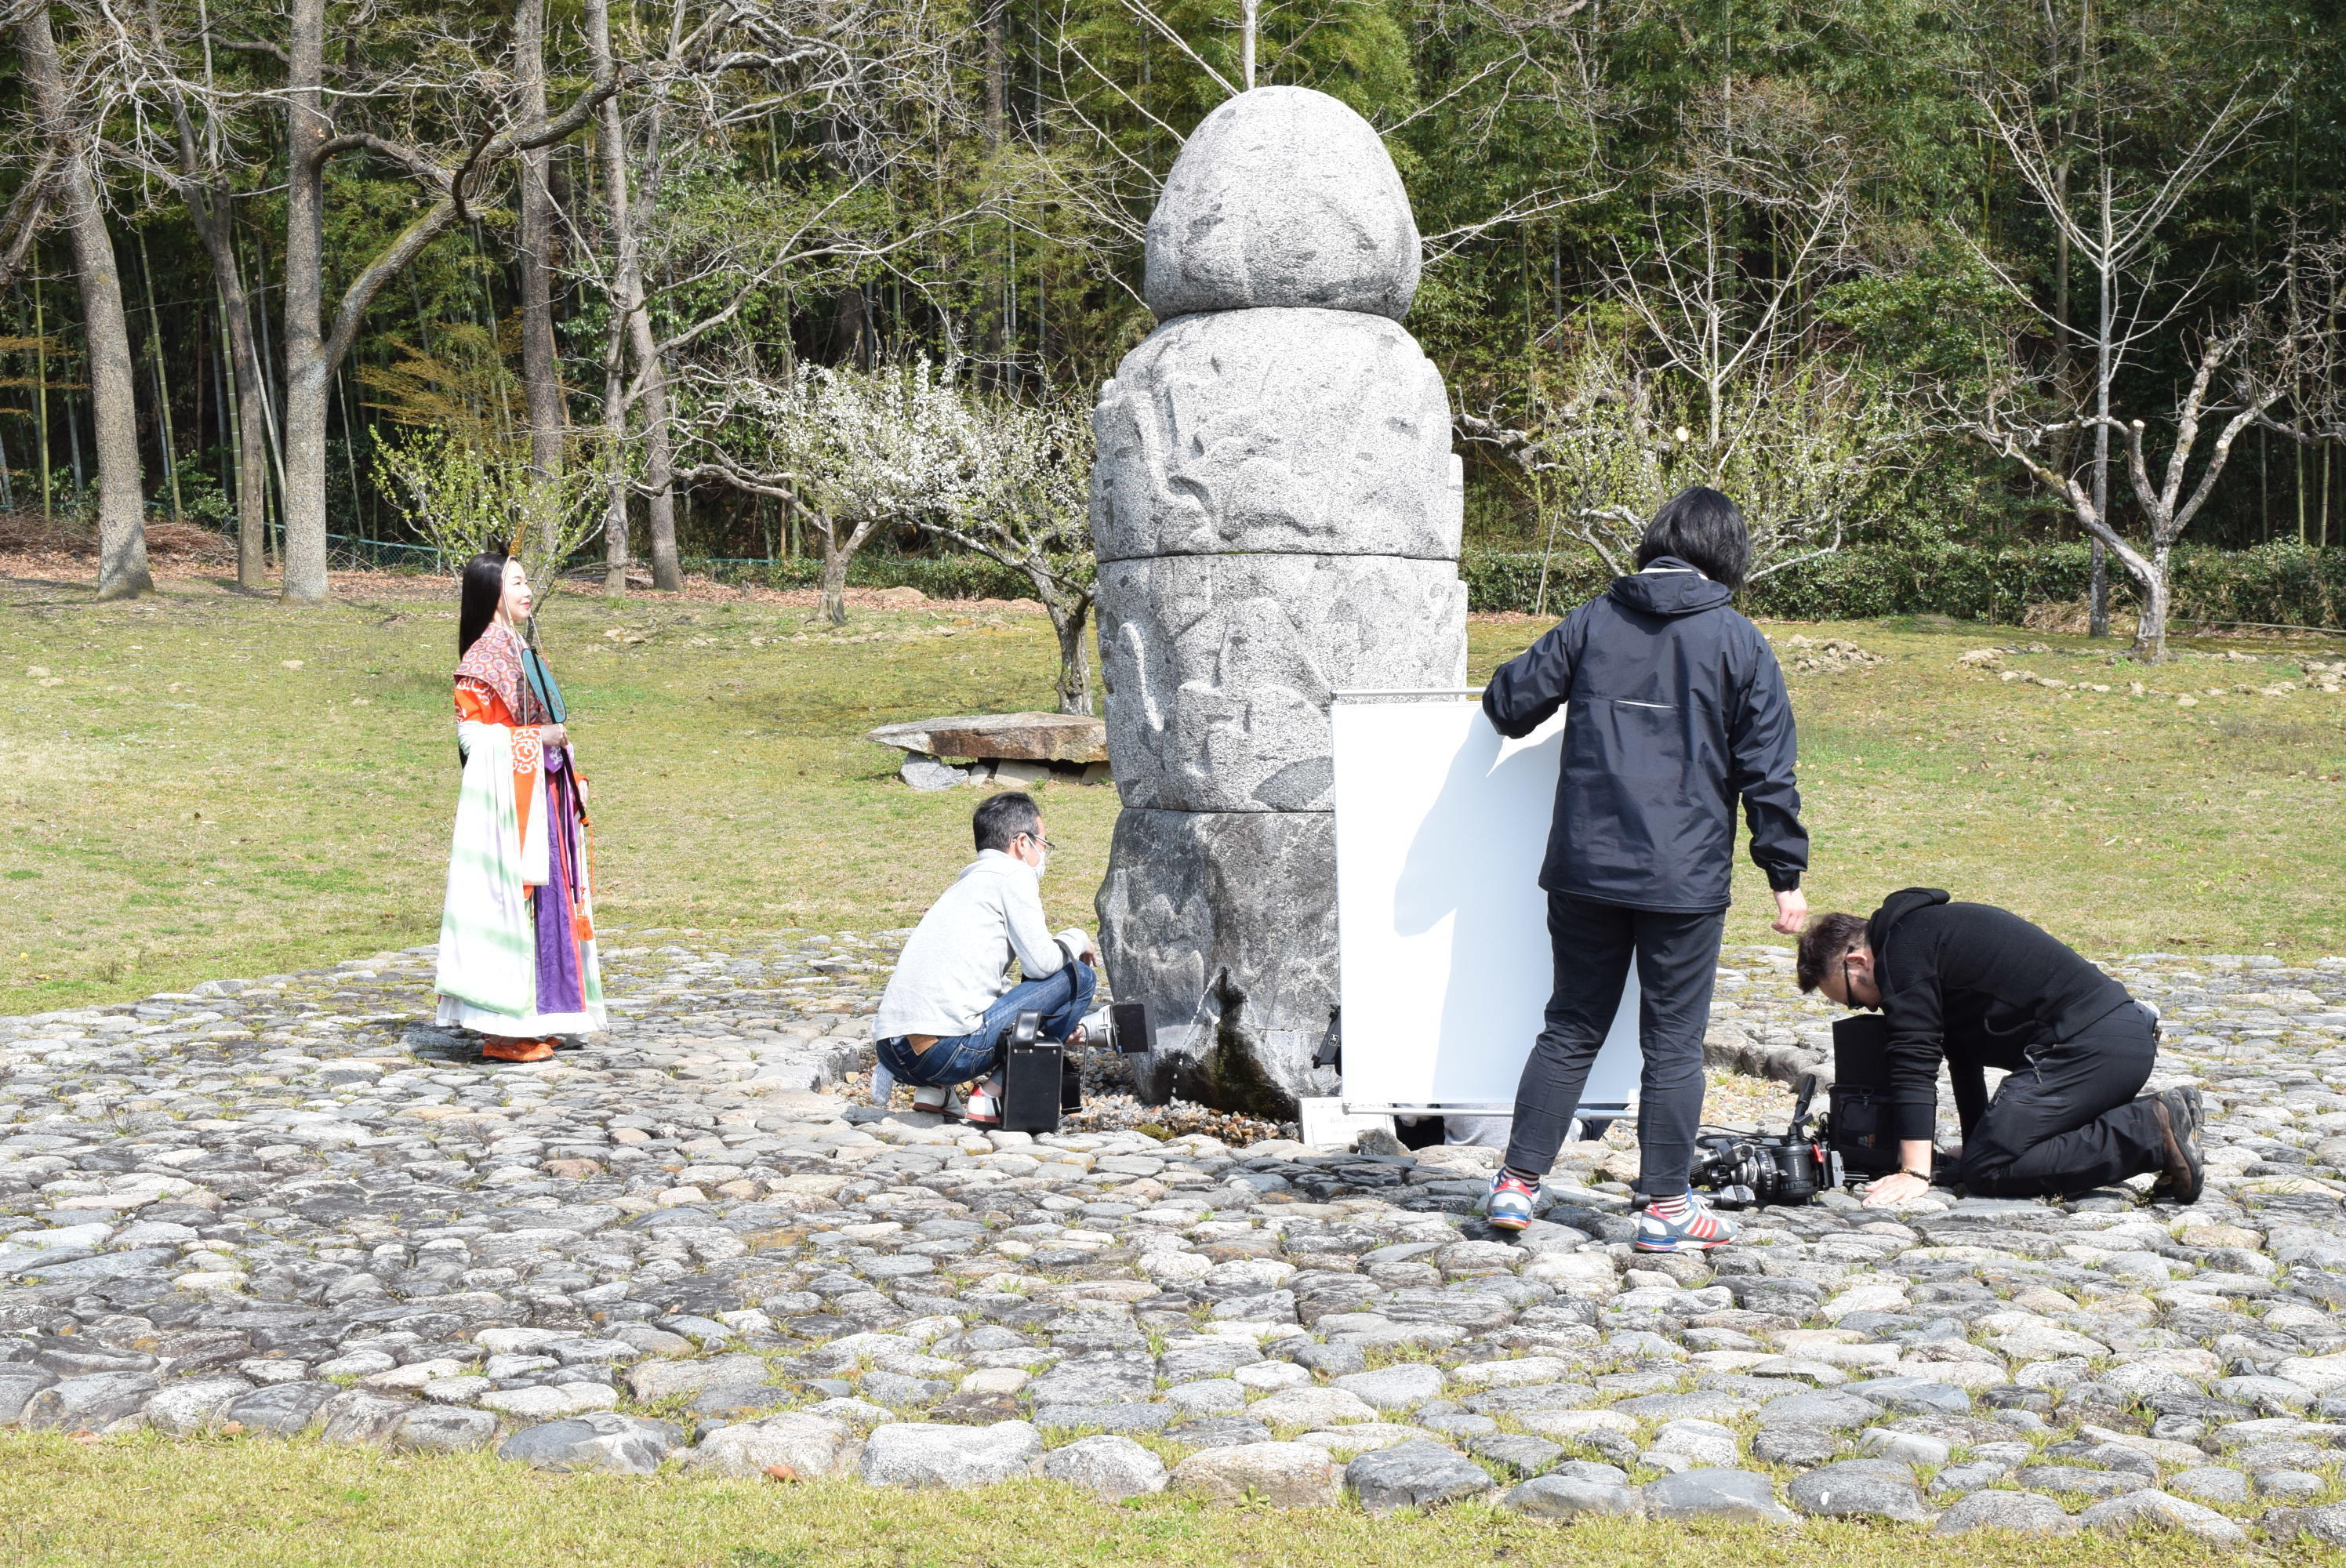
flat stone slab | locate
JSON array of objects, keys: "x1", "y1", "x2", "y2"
[
  {"x1": 1643, "y1": 1468, "x2": 1796, "y2": 1523},
  {"x1": 864, "y1": 713, "x2": 1106, "y2": 764}
]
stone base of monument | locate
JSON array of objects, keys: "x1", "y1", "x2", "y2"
[
  {"x1": 866, "y1": 712, "x2": 1113, "y2": 791},
  {"x1": 896, "y1": 753, "x2": 1113, "y2": 791}
]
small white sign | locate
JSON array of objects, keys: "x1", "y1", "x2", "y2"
[{"x1": 1297, "y1": 1096, "x2": 1396, "y2": 1149}]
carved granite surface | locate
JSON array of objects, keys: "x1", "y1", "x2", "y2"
[
  {"x1": 1097, "y1": 87, "x2": 1465, "y2": 1116},
  {"x1": 1098, "y1": 555, "x2": 1467, "y2": 813},
  {"x1": 1097, "y1": 808, "x2": 1340, "y2": 1113},
  {"x1": 1143, "y1": 86, "x2": 1421, "y2": 321},
  {"x1": 1091, "y1": 310, "x2": 1462, "y2": 564}
]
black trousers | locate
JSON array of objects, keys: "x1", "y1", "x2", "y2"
[
  {"x1": 1505, "y1": 892, "x2": 1726, "y2": 1196},
  {"x1": 1958, "y1": 1004, "x2": 2164, "y2": 1197}
]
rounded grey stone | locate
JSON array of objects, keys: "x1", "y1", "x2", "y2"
[
  {"x1": 222, "y1": 1381, "x2": 340, "y2": 1437},
  {"x1": 1753, "y1": 1422, "x2": 1846, "y2": 1467},
  {"x1": 1464, "y1": 1432, "x2": 1564, "y2": 1475},
  {"x1": 899, "y1": 754, "x2": 966, "y2": 791},
  {"x1": 1041, "y1": 1433, "x2": 1170, "y2": 1501},
  {"x1": 1090, "y1": 310, "x2": 1461, "y2": 564},
  {"x1": 2076, "y1": 1489, "x2": 2248, "y2": 1544},
  {"x1": 681, "y1": 1412, "x2": 859, "y2": 1479},
  {"x1": 1335, "y1": 1363, "x2": 1447, "y2": 1414},
  {"x1": 318, "y1": 1389, "x2": 412, "y2": 1446},
  {"x1": 860, "y1": 1420, "x2": 1043, "y2": 1489},
  {"x1": 2260, "y1": 1468, "x2": 2327, "y2": 1498},
  {"x1": 496, "y1": 1413, "x2": 682, "y2": 1474},
  {"x1": 394, "y1": 1406, "x2": 501, "y2": 1454},
  {"x1": 22, "y1": 1370, "x2": 158, "y2": 1432},
  {"x1": 1143, "y1": 86, "x2": 1419, "y2": 321},
  {"x1": 1501, "y1": 1475, "x2": 1641, "y2": 1519},
  {"x1": 143, "y1": 1378, "x2": 251, "y2": 1438},
  {"x1": 1027, "y1": 1356, "x2": 1156, "y2": 1406},
  {"x1": 1934, "y1": 1489, "x2": 2080, "y2": 1535},
  {"x1": 1787, "y1": 1459, "x2": 1930, "y2": 1522},
  {"x1": 1757, "y1": 1389, "x2": 1881, "y2": 1430},
  {"x1": 2168, "y1": 1465, "x2": 2250, "y2": 1504},
  {"x1": 0, "y1": 1364, "x2": 60, "y2": 1425},
  {"x1": 1839, "y1": 1376, "x2": 1971, "y2": 1414},
  {"x1": 1641, "y1": 1467, "x2": 1796, "y2": 1523},
  {"x1": 2264, "y1": 1501, "x2": 2346, "y2": 1545},
  {"x1": 1346, "y1": 1439, "x2": 1495, "y2": 1512}
]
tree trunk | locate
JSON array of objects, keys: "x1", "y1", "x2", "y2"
[
  {"x1": 189, "y1": 198, "x2": 271, "y2": 590},
  {"x1": 636, "y1": 342, "x2": 681, "y2": 589},
  {"x1": 278, "y1": 0, "x2": 332, "y2": 604},
  {"x1": 2089, "y1": 167, "x2": 2112, "y2": 639},
  {"x1": 586, "y1": 0, "x2": 631, "y2": 596},
  {"x1": 1045, "y1": 593, "x2": 1094, "y2": 715},
  {"x1": 515, "y1": 0, "x2": 565, "y2": 561},
  {"x1": 818, "y1": 527, "x2": 848, "y2": 625},
  {"x1": 17, "y1": 5, "x2": 150, "y2": 600},
  {"x1": 2130, "y1": 547, "x2": 2170, "y2": 663}
]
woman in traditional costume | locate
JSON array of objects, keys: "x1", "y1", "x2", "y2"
[{"x1": 434, "y1": 553, "x2": 605, "y2": 1062}]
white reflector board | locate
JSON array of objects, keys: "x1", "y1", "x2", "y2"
[{"x1": 1331, "y1": 692, "x2": 1641, "y2": 1116}]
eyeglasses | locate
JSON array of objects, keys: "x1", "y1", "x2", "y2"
[{"x1": 1019, "y1": 832, "x2": 1055, "y2": 852}]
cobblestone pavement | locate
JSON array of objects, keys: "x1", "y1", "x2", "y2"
[{"x1": 10, "y1": 935, "x2": 2346, "y2": 1544}]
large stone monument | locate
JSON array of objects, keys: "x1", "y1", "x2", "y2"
[{"x1": 1093, "y1": 86, "x2": 1468, "y2": 1116}]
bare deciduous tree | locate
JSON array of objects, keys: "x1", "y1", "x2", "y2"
[
  {"x1": 1460, "y1": 92, "x2": 1913, "y2": 601},
  {"x1": 1975, "y1": 78, "x2": 2274, "y2": 636},
  {"x1": 1971, "y1": 303, "x2": 2316, "y2": 661},
  {"x1": 15, "y1": 0, "x2": 149, "y2": 599}
]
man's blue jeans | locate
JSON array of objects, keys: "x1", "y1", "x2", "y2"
[{"x1": 877, "y1": 962, "x2": 1096, "y2": 1088}]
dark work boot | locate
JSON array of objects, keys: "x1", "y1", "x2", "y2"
[{"x1": 2150, "y1": 1087, "x2": 2204, "y2": 1206}]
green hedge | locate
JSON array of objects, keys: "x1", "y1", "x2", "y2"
[
  {"x1": 703, "y1": 540, "x2": 2346, "y2": 629},
  {"x1": 1465, "y1": 541, "x2": 2346, "y2": 629}
]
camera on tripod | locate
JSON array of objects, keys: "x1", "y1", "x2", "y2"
[
  {"x1": 1000, "y1": 1001, "x2": 1150, "y2": 1134},
  {"x1": 1687, "y1": 1071, "x2": 1841, "y2": 1208}
]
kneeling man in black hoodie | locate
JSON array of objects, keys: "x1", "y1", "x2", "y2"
[{"x1": 1798, "y1": 889, "x2": 2204, "y2": 1206}]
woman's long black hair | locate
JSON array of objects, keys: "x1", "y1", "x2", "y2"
[
  {"x1": 458, "y1": 552, "x2": 511, "y2": 657},
  {"x1": 1636, "y1": 485, "x2": 1750, "y2": 590}
]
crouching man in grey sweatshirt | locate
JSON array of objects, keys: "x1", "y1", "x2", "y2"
[{"x1": 870, "y1": 791, "x2": 1097, "y2": 1124}]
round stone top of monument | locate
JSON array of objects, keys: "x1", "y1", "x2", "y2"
[{"x1": 1145, "y1": 85, "x2": 1420, "y2": 322}]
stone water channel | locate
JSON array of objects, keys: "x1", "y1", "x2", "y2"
[{"x1": 7, "y1": 937, "x2": 2346, "y2": 1542}]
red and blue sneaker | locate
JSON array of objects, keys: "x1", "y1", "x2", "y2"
[
  {"x1": 1485, "y1": 1170, "x2": 1539, "y2": 1231},
  {"x1": 1635, "y1": 1190, "x2": 1738, "y2": 1253}
]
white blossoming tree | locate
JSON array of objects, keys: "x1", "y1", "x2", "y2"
[
  {"x1": 923, "y1": 398, "x2": 1097, "y2": 714},
  {"x1": 676, "y1": 357, "x2": 982, "y2": 625}
]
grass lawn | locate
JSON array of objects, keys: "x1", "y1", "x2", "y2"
[
  {"x1": 4, "y1": 569, "x2": 2346, "y2": 1017},
  {"x1": 0, "y1": 1432, "x2": 2304, "y2": 1568}
]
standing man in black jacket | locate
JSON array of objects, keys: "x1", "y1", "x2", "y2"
[
  {"x1": 1480, "y1": 486, "x2": 1809, "y2": 1252},
  {"x1": 1797, "y1": 888, "x2": 2204, "y2": 1204}
]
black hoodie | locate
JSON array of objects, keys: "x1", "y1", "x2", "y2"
[
  {"x1": 1868, "y1": 887, "x2": 2135, "y2": 1140},
  {"x1": 1483, "y1": 557, "x2": 1807, "y2": 913}
]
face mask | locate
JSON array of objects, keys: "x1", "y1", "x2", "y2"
[{"x1": 1032, "y1": 849, "x2": 1048, "y2": 880}]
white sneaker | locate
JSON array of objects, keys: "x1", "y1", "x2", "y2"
[
  {"x1": 964, "y1": 1074, "x2": 1005, "y2": 1127},
  {"x1": 910, "y1": 1083, "x2": 951, "y2": 1115}
]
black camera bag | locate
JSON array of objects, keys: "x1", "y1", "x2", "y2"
[{"x1": 1827, "y1": 1014, "x2": 1901, "y2": 1178}]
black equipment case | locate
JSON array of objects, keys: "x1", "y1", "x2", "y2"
[{"x1": 1826, "y1": 1014, "x2": 1901, "y2": 1178}]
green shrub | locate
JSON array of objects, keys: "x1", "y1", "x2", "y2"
[{"x1": 1465, "y1": 540, "x2": 2346, "y2": 629}]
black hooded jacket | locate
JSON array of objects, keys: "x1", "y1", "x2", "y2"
[
  {"x1": 1482, "y1": 559, "x2": 1807, "y2": 913},
  {"x1": 1868, "y1": 887, "x2": 2136, "y2": 1141}
]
